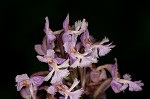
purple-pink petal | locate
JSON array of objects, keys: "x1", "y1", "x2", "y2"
[
  {"x1": 69, "y1": 55, "x2": 77, "y2": 65},
  {"x1": 44, "y1": 17, "x2": 49, "y2": 34},
  {"x1": 47, "y1": 33, "x2": 56, "y2": 42},
  {"x1": 46, "y1": 49, "x2": 55, "y2": 58},
  {"x1": 111, "y1": 80, "x2": 122, "y2": 93},
  {"x1": 55, "y1": 57, "x2": 66, "y2": 64},
  {"x1": 80, "y1": 57, "x2": 92, "y2": 67},
  {"x1": 62, "y1": 32, "x2": 72, "y2": 43},
  {"x1": 31, "y1": 76, "x2": 44, "y2": 87},
  {"x1": 51, "y1": 69, "x2": 69, "y2": 84},
  {"x1": 16, "y1": 74, "x2": 30, "y2": 83},
  {"x1": 80, "y1": 29, "x2": 90, "y2": 46},
  {"x1": 63, "y1": 14, "x2": 69, "y2": 32},
  {"x1": 63, "y1": 41, "x2": 76, "y2": 54},
  {"x1": 20, "y1": 88, "x2": 31, "y2": 99},
  {"x1": 34, "y1": 44, "x2": 45, "y2": 55},
  {"x1": 128, "y1": 81, "x2": 143, "y2": 91},
  {"x1": 47, "y1": 86, "x2": 57, "y2": 95}
]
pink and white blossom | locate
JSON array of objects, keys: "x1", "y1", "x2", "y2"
[{"x1": 44, "y1": 59, "x2": 70, "y2": 84}]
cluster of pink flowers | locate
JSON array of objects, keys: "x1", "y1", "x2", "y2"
[{"x1": 15, "y1": 14, "x2": 144, "y2": 99}]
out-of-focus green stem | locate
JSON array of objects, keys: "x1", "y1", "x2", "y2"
[
  {"x1": 81, "y1": 67, "x2": 86, "y2": 88},
  {"x1": 78, "y1": 67, "x2": 84, "y2": 87},
  {"x1": 57, "y1": 32, "x2": 65, "y2": 58}
]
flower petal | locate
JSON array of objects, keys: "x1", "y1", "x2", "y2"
[
  {"x1": 31, "y1": 76, "x2": 44, "y2": 87},
  {"x1": 59, "y1": 59, "x2": 69, "y2": 68},
  {"x1": 47, "y1": 33, "x2": 56, "y2": 42},
  {"x1": 44, "y1": 16, "x2": 49, "y2": 34},
  {"x1": 36, "y1": 55, "x2": 48, "y2": 63},
  {"x1": 47, "y1": 86, "x2": 57, "y2": 95},
  {"x1": 69, "y1": 88, "x2": 84, "y2": 99},
  {"x1": 120, "y1": 83, "x2": 128, "y2": 91},
  {"x1": 128, "y1": 81, "x2": 143, "y2": 91},
  {"x1": 51, "y1": 69, "x2": 69, "y2": 84},
  {"x1": 80, "y1": 57, "x2": 92, "y2": 67},
  {"x1": 91, "y1": 48, "x2": 99, "y2": 58},
  {"x1": 62, "y1": 33, "x2": 72, "y2": 43},
  {"x1": 69, "y1": 78, "x2": 80, "y2": 91},
  {"x1": 74, "y1": 20, "x2": 82, "y2": 31},
  {"x1": 34, "y1": 44, "x2": 45, "y2": 55},
  {"x1": 20, "y1": 88, "x2": 31, "y2": 99},
  {"x1": 70, "y1": 58, "x2": 80, "y2": 68},
  {"x1": 16, "y1": 74, "x2": 30, "y2": 82},
  {"x1": 80, "y1": 19, "x2": 88, "y2": 33},
  {"x1": 80, "y1": 29, "x2": 90, "y2": 46},
  {"x1": 55, "y1": 57, "x2": 66, "y2": 64},
  {"x1": 111, "y1": 80, "x2": 122, "y2": 93},
  {"x1": 46, "y1": 49, "x2": 55, "y2": 58},
  {"x1": 65, "y1": 94, "x2": 69, "y2": 99},
  {"x1": 123, "y1": 74, "x2": 132, "y2": 81},
  {"x1": 63, "y1": 41, "x2": 76, "y2": 54},
  {"x1": 98, "y1": 44, "x2": 115, "y2": 56},
  {"x1": 44, "y1": 69, "x2": 55, "y2": 81},
  {"x1": 63, "y1": 14, "x2": 69, "y2": 32}
]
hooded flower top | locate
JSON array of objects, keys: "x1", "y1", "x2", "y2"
[
  {"x1": 44, "y1": 17, "x2": 63, "y2": 49},
  {"x1": 15, "y1": 74, "x2": 44, "y2": 99},
  {"x1": 109, "y1": 59, "x2": 144, "y2": 93}
]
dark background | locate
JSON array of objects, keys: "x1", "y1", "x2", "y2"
[{"x1": 0, "y1": 0, "x2": 149, "y2": 98}]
